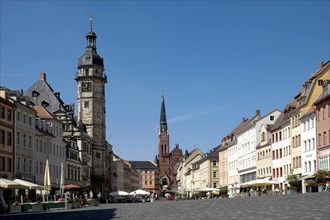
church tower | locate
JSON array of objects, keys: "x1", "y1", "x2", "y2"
[
  {"x1": 75, "y1": 18, "x2": 108, "y2": 192},
  {"x1": 157, "y1": 92, "x2": 184, "y2": 192},
  {"x1": 157, "y1": 93, "x2": 172, "y2": 190}
]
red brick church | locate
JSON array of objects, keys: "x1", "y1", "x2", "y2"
[{"x1": 154, "y1": 93, "x2": 185, "y2": 192}]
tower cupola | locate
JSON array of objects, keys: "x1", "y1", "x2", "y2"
[{"x1": 78, "y1": 18, "x2": 104, "y2": 68}]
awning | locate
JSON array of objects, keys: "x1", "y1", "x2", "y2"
[
  {"x1": 64, "y1": 184, "x2": 81, "y2": 189},
  {"x1": 129, "y1": 189, "x2": 150, "y2": 195},
  {"x1": 0, "y1": 178, "x2": 28, "y2": 189},
  {"x1": 110, "y1": 190, "x2": 129, "y2": 196},
  {"x1": 301, "y1": 174, "x2": 315, "y2": 180},
  {"x1": 13, "y1": 179, "x2": 43, "y2": 190}
]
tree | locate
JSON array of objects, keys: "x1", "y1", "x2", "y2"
[
  {"x1": 314, "y1": 169, "x2": 329, "y2": 185},
  {"x1": 286, "y1": 174, "x2": 298, "y2": 191}
]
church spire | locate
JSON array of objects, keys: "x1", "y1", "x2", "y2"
[{"x1": 159, "y1": 92, "x2": 168, "y2": 134}]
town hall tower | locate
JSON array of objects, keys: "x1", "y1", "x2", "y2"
[{"x1": 75, "y1": 18, "x2": 109, "y2": 193}]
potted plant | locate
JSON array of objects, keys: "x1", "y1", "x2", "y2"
[
  {"x1": 286, "y1": 174, "x2": 298, "y2": 194},
  {"x1": 314, "y1": 169, "x2": 329, "y2": 192},
  {"x1": 87, "y1": 198, "x2": 98, "y2": 206}
]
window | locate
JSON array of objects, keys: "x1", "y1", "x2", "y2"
[
  {"x1": 36, "y1": 161, "x2": 38, "y2": 174},
  {"x1": 28, "y1": 116, "x2": 32, "y2": 126},
  {"x1": 7, "y1": 158, "x2": 11, "y2": 172},
  {"x1": 270, "y1": 115, "x2": 274, "y2": 120},
  {"x1": 17, "y1": 157, "x2": 20, "y2": 171},
  {"x1": 28, "y1": 136, "x2": 32, "y2": 148},
  {"x1": 7, "y1": 131, "x2": 12, "y2": 146},
  {"x1": 0, "y1": 157, "x2": 5, "y2": 171},
  {"x1": 0, "y1": 106, "x2": 5, "y2": 119},
  {"x1": 84, "y1": 101, "x2": 89, "y2": 108},
  {"x1": 212, "y1": 160, "x2": 217, "y2": 167},
  {"x1": 29, "y1": 159, "x2": 32, "y2": 172},
  {"x1": 7, "y1": 109, "x2": 12, "y2": 122},
  {"x1": 324, "y1": 132, "x2": 327, "y2": 145},
  {"x1": 23, "y1": 134, "x2": 26, "y2": 146},
  {"x1": 23, "y1": 114, "x2": 26, "y2": 123},
  {"x1": 23, "y1": 158, "x2": 26, "y2": 171},
  {"x1": 213, "y1": 171, "x2": 217, "y2": 178},
  {"x1": 17, "y1": 111, "x2": 20, "y2": 121},
  {"x1": 0, "y1": 129, "x2": 5, "y2": 144}
]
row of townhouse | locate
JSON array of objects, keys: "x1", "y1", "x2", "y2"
[
  {"x1": 176, "y1": 60, "x2": 329, "y2": 197},
  {"x1": 111, "y1": 154, "x2": 159, "y2": 195},
  {"x1": 0, "y1": 82, "x2": 113, "y2": 201},
  {"x1": 0, "y1": 88, "x2": 67, "y2": 192},
  {"x1": 222, "y1": 61, "x2": 330, "y2": 196}
]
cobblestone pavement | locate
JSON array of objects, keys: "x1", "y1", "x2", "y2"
[{"x1": 1, "y1": 192, "x2": 330, "y2": 220}]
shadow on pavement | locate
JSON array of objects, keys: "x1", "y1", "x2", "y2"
[{"x1": 1, "y1": 208, "x2": 117, "y2": 220}]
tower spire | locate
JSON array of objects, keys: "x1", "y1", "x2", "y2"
[
  {"x1": 160, "y1": 92, "x2": 167, "y2": 134},
  {"x1": 87, "y1": 13, "x2": 93, "y2": 31}
]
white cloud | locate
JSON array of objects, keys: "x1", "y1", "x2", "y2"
[{"x1": 168, "y1": 108, "x2": 217, "y2": 124}]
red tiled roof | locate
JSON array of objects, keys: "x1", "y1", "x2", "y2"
[{"x1": 33, "y1": 106, "x2": 53, "y2": 119}]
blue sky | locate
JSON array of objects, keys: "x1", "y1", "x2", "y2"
[{"x1": 1, "y1": 1, "x2": 329, "y2": 161}]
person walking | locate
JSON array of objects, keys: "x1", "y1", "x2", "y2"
[{"x1": 97, "y1": 192, "x2": 102, "y2": 202}]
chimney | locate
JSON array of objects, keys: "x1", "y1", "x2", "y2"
[
  {"x1": 242, "y1": 117, "x2": 246, "y2": 122},
  {"x1": 256, "y1": 109, "x2": 261, "y2": 116},
  {"x1": 319, "y1": 61, "x2": 324, "y2": 69},
  {"x1": 39, "y1": 72, "x2": 46, "y2": 81}
]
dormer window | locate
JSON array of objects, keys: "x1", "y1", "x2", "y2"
[
  {"x1": 41, "y1": 101, "x2": 49, "y2": 108},
  {"x1": 32, "y1": 90, "x2": 40, "y2": 97}
]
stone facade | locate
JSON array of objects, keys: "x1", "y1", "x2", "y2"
[{"x1": 75, "y1": 20, "x2": 112, "y2": 196}]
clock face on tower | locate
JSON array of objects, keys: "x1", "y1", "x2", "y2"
[{"x1": 82, "y1": 82, "x2": 92, "y2": 92}]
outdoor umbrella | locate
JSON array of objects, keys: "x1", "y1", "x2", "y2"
[
  {"x1": 13, "y1": 179, "x2": 43, "y2": 190},
  {"x1": 129, "y1": 189, "x2": 150, "y2": 195},
  {"x1": 44, "y1": 159, "x2": 51, "y2": 197},
  {"x1": 64, "y1": 184, "x2": 81, "y2": 190},
  {"x1": 0, "y1": 178, "x2": 28, "y2": 189},
  {"x1": 198, "y1": 187, "x2": 219, "y2": 192},
  {"x1": 60, "y1": 163, "x2": 64, "y2": 197},
  {"x1": 110, "y1": 190, "x2": 129, "y2": 196}
]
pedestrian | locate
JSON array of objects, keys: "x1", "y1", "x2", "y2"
[
  {"x1": 133, "y1": 192, "x2": 137, "y2": 203},
  {"x1": 97, "y1": 192, "x2": 102, "y2": 202}
]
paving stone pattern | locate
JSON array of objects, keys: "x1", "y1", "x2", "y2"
[{"x1": 2, "y1": 192, "x2": 330, "y2": 220}]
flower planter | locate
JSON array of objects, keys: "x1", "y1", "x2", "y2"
[
  {"x1": 9, "y1": 205, "x2": 22, "y2": 213},
  {"x1": 66, "y1": 203, "x2": 73, "y2": 209},
  {"x1": 32, "y1": 203, "x2": 44, "y2": 212},
  {"x1": 89, "y1": 200, "x2": 98, "y2": 206},
  {"x1": 318, "y1": 185, "x2": 324, "y2": 192},
  {"x1": 21, "y1": 203, "x2": 32, "y2": 212},
  {"x1": 72, "y1": 201, "x2": 81, "y2": 209}
]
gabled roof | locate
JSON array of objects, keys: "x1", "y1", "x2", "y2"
[
  {"x1": 33, "y1": 106, "x2": 53, "y2": 119},
  {"x1": 314, "y1": 80, "x2": 330, "y2": 105},
  {"x1": 300, "y1": 105, "x2": 316, "y2": 119},
  {"x1": 270, "y1": 99, "x2": 296, "y2": 131},
  {"x1": 129, "y1": 161, "x2": 158, "y2": 169},
  {"x1": 184, "y1": 148, "x2": 204, "y2": 164},
  {"x1": 24, "y1": 73, "x2": 67, "y2": 114},
  {"x1": 235, "y1": 110, "x2": 261, "y2": 135}
]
